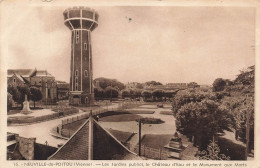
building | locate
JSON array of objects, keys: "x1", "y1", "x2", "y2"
[
  {"x1": 7, "y1": 69, "x2": 57, "y2": 104},
  {"x1": 48, "y1": 113, "x2": 142, "y2": 160},
  {"x1": 64, "y1": 7, "x2": 98, "y2": 106},
  {"x1": 7, "y1": 133, "x2": 57, "y2": 160}
]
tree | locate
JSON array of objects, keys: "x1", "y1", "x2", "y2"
[
  {"x1": 7, "y1": 93, "x2": 13, "y2": 111},
  {"x1": 141, "y1": 91, "x2": 152, "y2": 101},
  {"x1": 30, "y1": 87, "x2": 43, "y2": 109},
  {"x1": 94, "y1": 88, "x2": 105, "y2": 99},
  {"x1": 234, "y1": 65, "x2": 254, "y2": 86},
  {"x1": 121, "y1": 90, "x2": 130, "y2": 98},
  {"x1": 152, "y1": 90, "x2": 164, "y2": 101},
  {"x1": 145, "y1": 81, "x2": 162, "y2": 86},
  {"x1": 136, "y1": 83, "x2": 144, "y2": 89},
  {"x1": 134, "y1": 89, "x2": 142, "y2": 99},
  {"x1": 172, "y1": 88, "x2": 217, "y2": 116},
  {"x1": 94, "y1": 77, "x2": 125, "y2": 90},
  {"x1": 8, "y1": 86, "x2": 23, "y2": 107},
  {"x1": 104, "y1": 86, "x2": 119, "y2": 98},
  {"x1": 187, "y1": 82, "x2": 200, "y2": 88},
  {"x1": 212, "y1": 78, "x2": 226, "y2": 92},
  {"x1": 175, "y1": 99, "x2": 231, "y2": 148}
]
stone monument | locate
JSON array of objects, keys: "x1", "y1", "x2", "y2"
[
  {"x1": 21, "y1": 95, "x2": 32, "y2": 114},
  {"x1": 164, "y1": 132, "x2": 184, "y2": 159}
]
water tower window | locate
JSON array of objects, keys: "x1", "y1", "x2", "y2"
[
  {"x1": 84, "y1": 43, "x2": 87, "y2": 50},
  {"x1": 84, "y1": 70, "x2": 88, "y2": 77},
  {"x1": 76, "y1": 30, "x2": 79, "y2": 44}
]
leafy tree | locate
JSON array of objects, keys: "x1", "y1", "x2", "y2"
[
  {"x1": 122, "y1": 90, "x2": 130, "y2": 98},
  {"x1": 134, "y1": 89, "x2": 142, "y2": 99},
  {"x1": 187, "y1": 82, "x2": 200, "y2": 88},
  {"x1": 175, "y1": 99, "x2": 231, "y2": 148},
  {"x1": 172, "y1": 88, "x2": 217, "y2": 116},
  {"x1": 145, "y1": 81, "x2": 162, "y2": 86},
  {"x1": 152, "y1": 89, "x2": 164, "y2": 101},
  {"x1": 234, "y1": 65, "x2": 254, "y2": 86},
  {"x1": 7, "y1": 93, "x2": 13, "y2": 111},
  {"x1": 212, "y1": 78, "x2": 226, "y2": 92},
  {"x1": 94, "y1": 77, "x2": 125, "y2": 90},
  {"x1": 104, "y1": 86, "x2": 119, "y2": 98},
  {"x1": 8, "y1": 86, "x2": 23, "y2": 107},
  {"x1": 94, "y1": 88, "x2": 105, "y2": 99},
  {"x1": 30, "y1": 87, "x2": 43, "y2": 109},
  {"x1": 141, "y1": 91, "x2": 152, "y2": 101},
  {"x1": 136, "y1": 83, "x2": 144, "y2": 89}
]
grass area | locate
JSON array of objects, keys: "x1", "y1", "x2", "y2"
[
  {"x1": 160, "y1": 111, "x2": 173, "y2": 115},
  {"x1": 99, "y1": 114, "x2": 143, "y2": 122},
  {"x1": 8, "y1": 110, "x2": 21, "y2": 115},
  {"x1": 123, "y1": 110, "x2": 155, "y2": 114},
  {"x1": 218, "y1": 137, "x2": 246, "y2": 160},
  {"x1": 139, "y1": 117, "x2": 165, "y2": 124},
  {"x1": 108, "y1": 128, "x2": 135, "y2": 144},
  {"x1": 140, "y1": 134, "x2": 172, "y2": 149}
]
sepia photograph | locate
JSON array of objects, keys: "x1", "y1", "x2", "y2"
[{"x1": 1, "y1": 0, "x2": 258, "y2": 165}]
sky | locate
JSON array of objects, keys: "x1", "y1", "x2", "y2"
[{"x1": 1, "y1": 4, "x2": 255, "y2": 85}]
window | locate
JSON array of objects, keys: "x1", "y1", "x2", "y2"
[
  {"x1": 76, "y1": 30, "x2": 79, "y2": 44},
  {"x1": 13, "y1": 78, "x2": 16, "y2": 83},
  {"x1": 84, "y1": 70, "x2": 88, "y2": 77},
  {"x1": 75, "y1": 84, "x2": 78, "y2": 91},
  {"x1": 75, "y1": 77, "x2": 78, "y2": 84},
  {"x1": 84, "y1": 43, "x2": 87, "y2": 50},
  {"x1": 75, "y1": 70, "x2": 78, "y2": 76}
]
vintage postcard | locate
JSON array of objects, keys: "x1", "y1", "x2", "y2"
[{"x1": 0, "y1": 0, "x2": 259, "y2": 167}]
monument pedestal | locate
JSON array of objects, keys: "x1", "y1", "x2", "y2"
[{"x1": 164, "y1": 132, "x2": 185, "y2": 160}]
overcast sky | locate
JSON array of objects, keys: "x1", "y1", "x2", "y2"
[{"x1": 2, "y1": 5, "x2": 255, "y2": 85}]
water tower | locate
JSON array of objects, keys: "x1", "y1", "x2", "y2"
[{"x1": 63, "y1": 7, "x2": 98, "y2": 106}]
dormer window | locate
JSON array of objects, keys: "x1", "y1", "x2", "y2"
[{"x1": 13, "y1": 78, "x2": 16, "y2": 83}]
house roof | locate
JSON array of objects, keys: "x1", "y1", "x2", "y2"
[
  {"x1": 48, "y1": 115, "x2": 142, "y2": 160},
  {"x1": 7, "y1": 69, "x2": 35, "y2": 78},
  {"x1": 35, "y1": 70, "x2": 53, "y2": 77},
  {"x1": 8, "y1": 74, "x2": 29, "y2": 84}
]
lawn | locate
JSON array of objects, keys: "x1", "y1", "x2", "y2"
[
  {"x1": 159, "y1": 111, "x2": 173, "y2": 115},
  {"x1": 123, "y1": 109, "x2": 155, "y2": 114},
  {"x1": 99, "y1": 114, "x2": 143, "y2": 122},
  {"x1": 107, "y1": 128, "x2": 135, "y2": 144},
  {"x1": 140, "y1": 134, "x2": 172, "y2": 149}
]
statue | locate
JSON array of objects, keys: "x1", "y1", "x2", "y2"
[{"x1": 21, "y1": 94, "x2": 32, "y2": 114}]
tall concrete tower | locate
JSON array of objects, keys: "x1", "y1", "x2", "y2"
[{"x1": 63, "y1": 7, "x2": 98, "y2": 106}]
